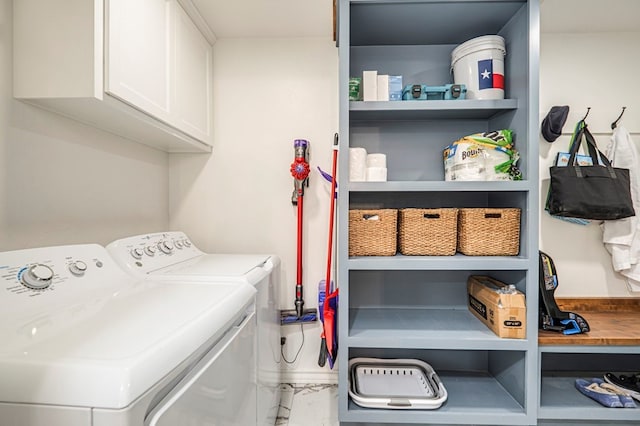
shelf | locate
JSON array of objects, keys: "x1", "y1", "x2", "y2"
[
  {"x1": 348, "y1": 308, "x2": 529, "y2": 350},
  {"x1": 349, "y1": 99, "x2": 518, "y2": 121},
  {"x1": 539, "y1": 298, "x2": 640, "y2": 346},
  {"x1": 348, "y1": 180, "x2": 532, "y2": 192},
  {"x1": 539, "y1": 374, "x2": 640, "y2": 422},
  {"x1": 349, "y1": 1, "x2": 526, "y2": 46},
  {"x1": 347, "y1": 254, "x2": 530, "y2": 270},
  {"x1": 344, "y1": 371, "x2": 528, "y2": 425}
]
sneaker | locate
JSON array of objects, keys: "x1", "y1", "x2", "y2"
[
  {"x1": 604, "y1": 373, "x2": 640, "y2": 402},
  {"x1": 592, "y1": 378, "x2": 637, "y2": 408},
  {"x1": 575, "y1": 378, "x2": 623, "y2": 408}
]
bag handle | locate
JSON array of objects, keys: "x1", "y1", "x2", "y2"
[
  {"x1": 583, "y1": 126, "x2": 613, "y2": 167},
  {"x1": 569, "y1": 125, "x2": 619, "y2": 179},
  {"x1": 567, "y1": 124, "x2": 612, "y2": 167}
]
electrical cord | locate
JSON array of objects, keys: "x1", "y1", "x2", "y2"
[{"x1": 281, "y1": 322, "x2": 304, "y2": 364}]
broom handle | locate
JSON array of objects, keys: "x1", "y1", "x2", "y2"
[{"x1": 324, "y1": 134, "x2": 339, "y2": 296}]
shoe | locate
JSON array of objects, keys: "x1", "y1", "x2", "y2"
[
  {"x1": 604, "y1": 372, "x2": 640, "y2": 402},
  {"x1": 575, "y1": 378, "x2": 623, "y2": 408},
  {"x1": 592, "y1": 378, "x2": 637, "y2": 408}
]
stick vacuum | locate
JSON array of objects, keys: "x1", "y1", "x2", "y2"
[{"x1": 281, "y1": 140, "x2": 317, "y2": 324}]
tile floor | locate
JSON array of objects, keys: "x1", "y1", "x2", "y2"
[{"x1": 276, "y1": 383, "x2": 339, "y2": 426}]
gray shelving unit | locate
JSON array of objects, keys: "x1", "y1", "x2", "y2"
[
  {"x1": 538, "y1": 347, "x2": 640, "y2": 425},
  {"x1": 336, "y1": 0, "x2": 540, "y2": 425}
]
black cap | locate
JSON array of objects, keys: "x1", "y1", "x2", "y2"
[{"x1": 541, "y1": 105, "x2": 570, "y2": 142}]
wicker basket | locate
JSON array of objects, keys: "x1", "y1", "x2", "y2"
[
  {"x1": 457, "y1": 208, "x2": 521, "y2": 256},
  {"x1": 349, "y1": 209, "x2": 398, "y2": 256},
  {"x1": 398, "y1": 208, "x2": 458, "y2": 255}
]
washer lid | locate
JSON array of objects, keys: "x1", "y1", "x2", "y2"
[
  {"x1": 0, "y1": 280, "x2": 255, "y2": 409},
  {"x1": 155, "y1": 253, "x2": 276, "y2": 285}
]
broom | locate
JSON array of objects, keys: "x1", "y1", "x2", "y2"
[{"x1": 318, "y1": 133, "x2": 339, "y2": 367}]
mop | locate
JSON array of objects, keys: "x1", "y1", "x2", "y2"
[{"x1": 318, "y1": 134, "x2": 339, "y2": 368}]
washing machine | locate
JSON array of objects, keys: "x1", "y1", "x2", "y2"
[
  {"x1": 0, "y1": 243, "x2": 257, "y2": 426},
  {"x1": 106, "y1": 231, "x2": 281, "y2": 426}
]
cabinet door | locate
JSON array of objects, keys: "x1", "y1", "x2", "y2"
[
  {"x1": 173, "y1": 3, "x2": 213, "y2": 143},
  {"x1": 106, "y1": 0, "x2": 173, "y2": 123}
]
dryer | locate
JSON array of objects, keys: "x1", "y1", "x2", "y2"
[
  {"x1": 0, "y1": 244, "x2": 257, "y2": 426},
  {"x1": 107, "y1": 231, "x2": 281, "y2": 426}
]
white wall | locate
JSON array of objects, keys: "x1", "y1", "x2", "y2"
[
  {"x1": 169, "y1": 37, "x2": 339, "y2": 382},
  {"x1": 539, "y1": 30, "x2": 640, "y2": 296},
  {"x1": 0, "y1": 0, "x2": 169, "y2": 250}
]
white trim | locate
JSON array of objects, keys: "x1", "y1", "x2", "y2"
[
  {"x1": 280, "y1": 370, "x2": 338, "y2": 385},
  {"x1": 176, "y1": 0, "x2": 217, "y2": 44}
]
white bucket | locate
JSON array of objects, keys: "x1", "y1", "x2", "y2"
[{"x1": 451, "y1": 35, "x2": 506, "y2": 100}]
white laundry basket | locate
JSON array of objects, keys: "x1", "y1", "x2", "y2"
[{"x1": 451, "y1": 35, "x2": 506, "y2": 100}]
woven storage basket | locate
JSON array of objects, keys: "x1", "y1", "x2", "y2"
[
  {"x1": 349, "y1": 209, "x2": 398, "y2": 256},
  {"x1": 457, "y1": 208, "x2": 521, "y2": 256},
  {"x1": 398, "y1": 208, "x2": 458, "y2": 255}
]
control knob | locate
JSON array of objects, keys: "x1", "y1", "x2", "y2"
[
  {"x1": 68, "y1": 260, "x2": 88, "y2": 276},
  {"x1": 131, "y1": 248, "x2": 144, "y2": 259},
  {"x1": 21, "y1": 264, "x2": 54, "y2": 290},
  {"x1": 144, "y1": 245, "x2": 157, "y2": 256},
  {"x1": 183, "y1": 239, "x2": 192, "y2": 248},
  {"x1": 174, "y1": 240, "x2": 184, "y2": 249},
  {"x1": 158, "y1": 240, "x2": 174, "y2": 254}
]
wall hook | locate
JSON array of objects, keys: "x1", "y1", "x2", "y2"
[
  {"x1": 611, "y1": 106, "x2": 627, "y2": 130},
  {"x1": 581, "y1": 107, "x2": 591, "y2": 123}
]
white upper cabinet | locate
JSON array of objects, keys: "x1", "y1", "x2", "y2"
[
  {"x1": 13, "y1": 0, "x2": 214, "y2": 153},
  {"x1": 173, "y1": 3, "x2": 212, "y2": 143},
  {"x1": 106, "y1": 0, "x2": 173, "y2": 123}
]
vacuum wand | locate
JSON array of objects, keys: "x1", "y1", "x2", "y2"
[
  {"x1": 294, "y1": 194, "x2": 305, "y2": 317},
  {"x1": 290, "y1": 139, "x2": 310, "y2": 318}
]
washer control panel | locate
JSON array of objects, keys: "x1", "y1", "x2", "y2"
[
  {"x1": 106, "y1": 231, "x2": 203, "y2": 276},
  {"x1": 0, "y1": 244, "x2": 124, "y2": 305},
  {"x1": 19, "y1": 263, "x2": 55, "y2": 289}
]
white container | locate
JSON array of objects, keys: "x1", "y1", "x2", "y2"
[
  {"x1": 348, "y1": 357, "x2": 448, "y2": 410},
  {"x1": 451, "y1": 35, "x2": 506, "y2": 100},
  {"x1": 366, "y1": 153, "x2": 387, "y2": 168}
]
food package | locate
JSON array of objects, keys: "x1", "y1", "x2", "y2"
[{"x1": 443, "y1": 130, "x2": 521, "y2": 181}]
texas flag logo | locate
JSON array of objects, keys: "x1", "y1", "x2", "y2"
[{"x1": 478, "y1": 59, "x2": 504, "y2": 90}]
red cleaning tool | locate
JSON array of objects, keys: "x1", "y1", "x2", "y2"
[
  {"x1": 319, "y1": 134, "x2": 339, "y2": 368},
  {"x1": 291, "y1": 139, "x2": 311, "y2": 319}
]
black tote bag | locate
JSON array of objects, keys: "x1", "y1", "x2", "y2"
[{"x1": 547, "y1": 124, "x2": 635, "y2": 220}]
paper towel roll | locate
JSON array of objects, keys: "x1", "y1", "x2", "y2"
[
  {"x1": 366, "y1": 153, "x2": 387, "y2": 168},
  {"x1": 366, "y1": 167, "x2": 387, "y2": 182},
  {"x1": 350, "y1": 147, "x2": 367, "y2": 182}
]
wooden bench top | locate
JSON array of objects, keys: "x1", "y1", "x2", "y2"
[{"x1": 538, "y1": 298, "x2": 640, "y2": 346}]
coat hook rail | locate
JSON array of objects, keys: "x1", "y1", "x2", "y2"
[{"x1": 611, "y1": 106, "x2": 627, "y2": 130}]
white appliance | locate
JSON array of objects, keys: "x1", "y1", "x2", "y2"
[
  {"x1": 106, "y1": 231, "x2": 281, "y2": 426},
  {"x1": 0, "y1": 244, "x2": 257, "y2": 426}
]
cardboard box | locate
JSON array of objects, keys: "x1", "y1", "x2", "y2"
[{"x1": 467, "y1": 275, "x2": 526, "y2": 339}]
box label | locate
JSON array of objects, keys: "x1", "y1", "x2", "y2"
[{"x1": 468, "y1": 294, "x2": 487, "y2": 319}]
